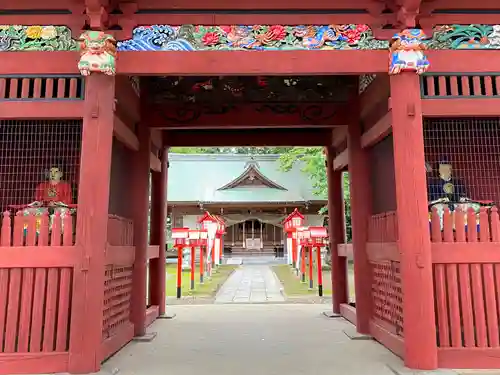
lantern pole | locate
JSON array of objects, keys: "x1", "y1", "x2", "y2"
[
  {"x1": 317, "y1": 245, "x2": 323, "y2": 296},
  {"x1": 176, "y1": 244, "x2": 183, "y2": 298},
  {"x1": 308, "y1": 244, "x2": 314, "y2": 290}
]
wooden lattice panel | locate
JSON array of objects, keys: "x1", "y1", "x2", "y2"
[
  {"x1": 371, "y1": 261, "x2": 404, "y2": 336},
  {"x1": 102, "y1": 265, "x2": 133, "y2": 340}
]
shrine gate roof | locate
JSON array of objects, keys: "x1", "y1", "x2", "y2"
[{"x1": 167, "y1": 153, "x2": 326, "y2": 204}]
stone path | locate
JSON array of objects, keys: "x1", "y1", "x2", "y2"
[
  {"x1": 214, "y1": 265, "x2": 285, "y2": 303},
  {"x1": 100, "y1": 304, "x2": 417, "y2": 375}
]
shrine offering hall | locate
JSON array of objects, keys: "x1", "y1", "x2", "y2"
[{"x1": 1, "y1": 0, "x2": 500, "y2": 373}]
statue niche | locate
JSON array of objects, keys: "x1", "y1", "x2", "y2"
[{"x1": 20, "y1": 166, "x2": 75, "y2": 233}]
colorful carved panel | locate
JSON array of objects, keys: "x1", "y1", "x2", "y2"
[
  {"x1": 117, "y1": 24, "x2": 500, "y2": 51},
  {"x1": 0, "y1": 25, "x2": 76, "y2": 51},
  {"x1": 0, "y1": 24, "x2": 498, "y2": 52}
]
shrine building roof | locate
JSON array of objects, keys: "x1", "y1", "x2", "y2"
[{"x1": 167, "y1": 153, "x2": 326, "y2": 204}]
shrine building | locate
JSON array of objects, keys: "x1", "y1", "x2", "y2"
[
  {"x1": 167, "y1": 153, "x2": 326, "y2": 254},
  {"x1": 1, "y1": 0, "x2": 500, "y2": 373}
]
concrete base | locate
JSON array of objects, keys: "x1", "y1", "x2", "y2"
[
  {"x1": 343, "y1": 326, "x2": 373, "y2": 340},
  {"x1": 133, "y1": 332, "x2": 158, "y2": 342},
  {"x1": 322, "y1": 311, "x2": 342, "y2": 318},
  {"x1": 386, "y1": 363, "x2": 459, "y2": 375},
  {"x1": 157, "y1": 312, "x2": 176, "y2": 319}
]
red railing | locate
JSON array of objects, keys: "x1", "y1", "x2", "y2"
[
  {"x1": 430, "y1": 206, "x2": 499, "y2": 243},
  {"x1": 0, "y1": 211, "x2": 75, "y2": 247}
]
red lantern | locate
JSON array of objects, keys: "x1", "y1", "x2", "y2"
[
  {"x1": 172, "y1": 227, "x2": 189, "y2": 246},
  {"x1": 309, "y1": 226, "x2": 328, "y2": 246},
  {"x1": 282, "y1": 208, "x2": 305, "y2": 233}
]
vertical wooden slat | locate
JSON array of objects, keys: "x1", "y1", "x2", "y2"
[
  {"x1": 69, "y1": 78, "x2": 78, "y2": 98},
  {"x1": 0, "y1": 77, "x2": 7, "y2": 99},
  {"x1": 43, "y1": 268, "x2": 59, "y2": 352},
  {"x1": 51, "y1": 212, "x2": 62, "y2": 246},
  {"x1": 431, "y1": 208, "x2": 441, "y2": 242},
  {"x1": 56, "y1": 267, "x2": 71, "y2": 351},
  {"x1": 461, "y1": 76, "x2": 471, "y2": 96},
  {"x1": 4, "y1": 268, "x2": 21, "y2": 352},
  {"x1": 491, "y1": 208, "x2": 500, "y2": 241},
  {"x1": 1, "y1": 212, "x2": 11, "y2": 247},
  {"x1": 17, "y1": 267, "x2": 34, "y2": 352},
  {"x1": 0, "y1": 269, "x2": 10, "y2": 351},
  {"x1": 443, "y1": 208, "x2": 453, "y2": 242},
  {"x1": 29, "y1": 268, "x2": 47, "y2": 352},
  {"x1": 13, "y1": 211, "x2": 24, "y2": 246},
  {"x1": 38, "y1": 212, "x2": 49, "y2": 246},
  {"x1": 9, "y1": 78, "x2": 19, "y2": 99},
  {"x1": 446, "y1": 264, "x2": 462, "y2": 347},
  {"x1": 455, "y1": 208, "x2": 466, "y2": 243},
  {"x1": 483, "y1": 262, "x2": 499, "y2": 347},
  {"x1": 471, "y1": 264, "x2": 487, "y2": 347},
  {"x1": 27, "y1": 213, "x2": 37, "y2": 246},
  {"x1": 450, "y1": 76, "x2": 459, "y2": 96},
  {"x1": 484, "y1": 76, "x2": 494, "y2": 96},
  {"x1": 63, "y1": 213, "x2": 73, "y2": 246},
  {"x1": 438, "y1": 76, "x2": 447, "y2": 97},
  {"x1": 33, "y1": 77, "x2": 42, "y2": 98},
  {"x1": 45, "y1": 78, "x2": 54, "y2": 98},
  {"x1": 472, "y1": 75, "x2": 482, "y2": 96},
  {"x1": 21, "y1": 78, "x2": 30, "y2": 99},
  {"x1": 426, "y1": 76, "x2": 435, "y2": 97},
  {"x1": 459, "y1": 263, "x2": 475, "y2": 347},
  {"x1": 467, "y1": 208, "x2": 478, "y2": 243},
  {"x1": 57, "y1": 78, "x2": 66, "y2": 98}
]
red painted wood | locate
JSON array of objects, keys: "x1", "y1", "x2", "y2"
[
  {"x1": 450, "y1": 76, "x2": 459, "y2": 96},
  {"x1": 434, "y1": 264, "x2": 449, "y2": 347},
  {"x1": 130, "y1": 123, "x2": 151, "y2": 337},
  {"x1": 146, "y1": 103, "x2": 349, "y2": 128},
  {"x1": 0, "y1": 102, "x2": 84, "y2": 119},
  {"x1": 165, "y1": 128, "x2": 332, "y2": 147},
  {"x1": 0, "y1": 50, "x2": 500, "y2": 75},
  {"x1": 340, "y1": 303, "x2": 356, "y2": 325},
  {"x1": 483, "y1": 262, "x2": 499, "y2": 347},
  {"x1": 43, "y1": 269, "x2": 59, "y2": 351},
  {"x1": 99, "y1": 322, "x2": 134, "y2": 363},
  {"x1": 459, "y1": 263, "x2": 475, "y2": 347},
  {"x1": 21, "y1": 78, "x2": 30, "y2": 99},
  {"x1": 472, "y1": 75, "x2": 482, "y2": 96},
  {"x1": 485, "y1": 76, "x2": 494, "y2": 97},
  {"x1": 390, "y1": 73, "x2": 437, "y2": 369},
  {"x1": 145, "y1": 305, "x2": 159, "y2": 328},
  {"x1": 0, "y1": 353, "x2": 69, "y2": 374},
  {"x1": 347, "y1": 99, "x2": 372, "y2": 334},
  {"x1": 17, "y1": 267, "x2": 35, "y2": 352},
  {"x1": 438, "y1": 348, "x2": 500, "y2": 369},
  {"x1": 326, "y1": 148, "x2": 347, "y2": 313},
  {"x1": 438, "y1": 76, "x2": 446, "y2": 96},
  {"x1": 369, "y1": 321, "x2": 405, "y2": 359},
  {"x1": 446, "y1": 264, "x2": 462, "y2": 347},
  {"x1": 69, "y1": 74, "x2": 115, "y2": 373},
  {"x1": 461, "y1": 76, "x2": 471, "y2": 96},
  {"x1": 30, "y1": 268, "x2": 46, "y2": 352}
]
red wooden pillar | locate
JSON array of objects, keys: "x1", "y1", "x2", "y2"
[
  {"x1": 68, "y1": 74, "x2": 115, "y2": 373},
  {"x1": 130, "y1": 124, "x2": 151, "y2": 337},
  {"x1": 347, "y1": 101, "x2": 372, "y2": 334},
  {"x1": 390, "y1": 73, "x2": 437, "y2": 369},
  {"x1": 326, "y1": 146, "x2": 348, "y2": 314},
  {"x1": 149, "y1": 148, "x2": 167, "y2": 315}
]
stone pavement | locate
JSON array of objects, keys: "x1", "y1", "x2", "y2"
[
  {"x1": 214, "y1": 265, "x2": 285, "y2": 303},
  {"x1": 99, "y1": 304, "x2": 428, "y2": 375}
]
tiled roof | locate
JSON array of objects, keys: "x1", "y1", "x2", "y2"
[{"x1": 167, "y1": 153, "x2": 326, "y2": 204}]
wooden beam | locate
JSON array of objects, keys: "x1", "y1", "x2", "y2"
[
  {"x1": 333, "y1": 149, "x2": 348, "y2": 170},
  {"x1": 150, "y1": 152, "x2": 161, "y2": 172},
  {"x1": 0, "y1": 101, "x2": 83, "y2": 119},
  {"x1": 2, "y1": 51, "x2": 500, "y2": 75},
  {"x1": 113, "y1": 114, "x2": 139, "y2": 151},
  {"x1": 422, "y1": 98, "x2": 500, "y2": 116},
  {"x1": 332, "y1": 126, "x2": 347, "y2": 147},
  {"x1": 361, "y1": 110, "x2": 392, "y2": 148},
  {"x1": 165, "y1": 128, "x2": 332, "y2": 147},
  {"x1": 360, "y1": 75, "x2": 390, "y2": 120},
  {"x1": 115, "y1": 75, "x2": 140, "y2": 124},
  {"x1": 145, "y1": 103, "x2": 348, "y2": 128}
]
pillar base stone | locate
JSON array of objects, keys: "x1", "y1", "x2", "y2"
[
  {"x1": 158, "y1": 312, "x2": 176, "y2": 319},
  {"x1": 343, "y1": 326, "x2": 373, "y2": 340},
  {"x1": 386, "y1": 363, "x2": 459, "y2": 375},
  {"x1": 322, "y1": 311, "x2": 342, "y2": 318},
  {"x1": 133, "y1": 332, "x2": 157, "y2": 342}
]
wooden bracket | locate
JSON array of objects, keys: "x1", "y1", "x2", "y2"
[
  {"x1": 81, "y1": 256, "x2": 91, "y2": 272},
  {"x1": 85, "y1": 0, "x2": 110, "y2": 30}
]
